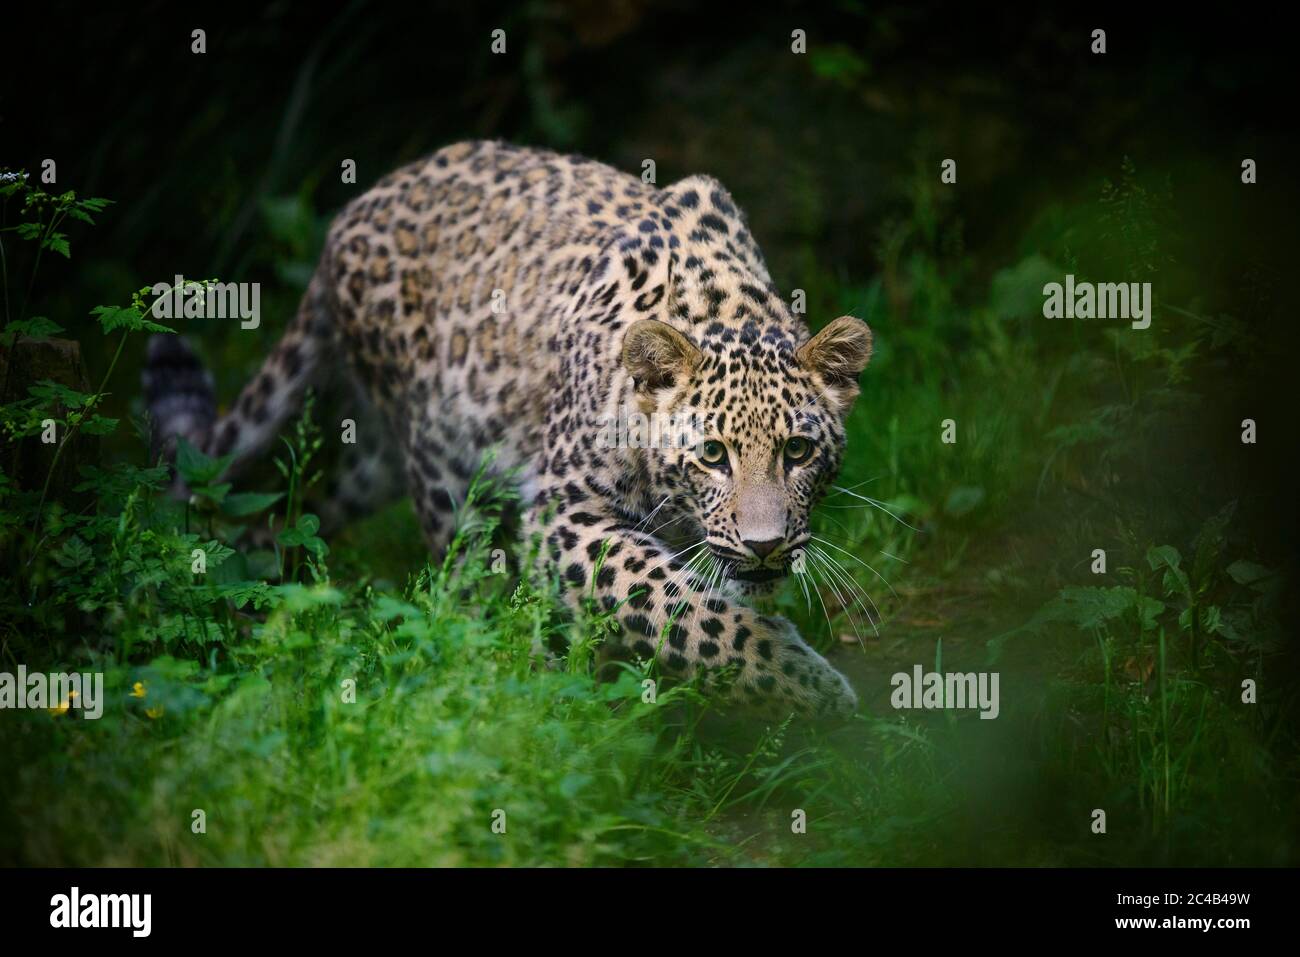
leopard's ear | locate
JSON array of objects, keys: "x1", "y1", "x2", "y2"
[
  {"x1": 796, "y1": 316, "x2": 873, "y2": 407},
  {"x1": 622, "y1": 319, "x2": 701, "y2": 392}
]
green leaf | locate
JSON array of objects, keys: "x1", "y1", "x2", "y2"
[
  {"x1": 373, "y1": 595, "x2": 424, "y2": 623},
  {"x1": 1146, "y1": 544, "x2": 1190, "y2": 598},
  {"x1": 1212, "y1": 608, "x2": 1249, "y2": 642},
  {"x1": 190, "y1": 482, "x2": 232, "y2": 505},
  {"x1": 1226, "y1": 560, "x2": 1273, "y2": 591},
  {"x1": 1061, "y1": 586, "x2": 1165, "y2": 632},
  {"x1": 80, "y1": 415, "x2": 120, "y2": 436},
  {"x1": 277, "y1": 513, "x2": 328, "y2": 557},
  {"x1": 272, "y1": 583, "x2": 343, "y2": 611},
  {"x1": 90, "y1": 304, "x2": 145, "y2": 333},
  {"x1": 1, "y1": 316, "x2": 63, "y2": 346},
  {"x1": 53, "y1": 535, "x2": 94, "y2": 569},
  {"x1": 216, "y1": 580, "x2": 277, "y2": 610},
  {"x1": 28, "y1": 380, "x2": 90, "y2": 408},
  {"x1": 1147, "y1": 546, "x2": 1180, "y2": 568},
  {"x1": 175, "y1": 437, "x2": 233, "y2": 486},
  {"x1": 1008, "y1": 585, "x2": 1165, "y2": 638},
  {"x1": 43, "y1": 233, "x2": 71, "y2": 258},
  {"x1": 221, "y1": 491, "x2": 285, "y2": 518},
  {"x1": 73, "y1": 463, "x2": 170, "y2": 496},
  {"x1": 199, "y1": 540, "x2": 236, "y2": 569}
]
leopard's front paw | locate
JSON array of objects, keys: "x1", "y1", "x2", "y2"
[{"x1": 740, "y1": 615, "x2": 858, "y2": 719}]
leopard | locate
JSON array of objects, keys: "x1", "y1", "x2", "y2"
[{"x1": 143, "y1": 140, "x2": 874, "y2": 719}]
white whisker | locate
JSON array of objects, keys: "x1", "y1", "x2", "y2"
[
  {"x1": 822, "y1": 474, "x2": 884, "y2": 498},
  {"x1": 807, "y1": 548, "x2": 870, "y2": 648},
  {"x1": 811, "y1": 535, "x2": 899, "y2": 599},
  {"x1": 692, "y1": 555, "x2": 724, "y2": 631},
  {"x1": 810, "y1": 544, "x2": 883, "y2": 640},
  {"x1": 829, "y1": 486, "x2": 920, "y2": 532},
  {"x1": 796, "y1": 564, "x2": 813, "y2": 615},
  {"x1": 632, "y1": 495, "x2": 672, "y2": 533},
  {"x1": 805, "y1": 554, "x2": 840, "y2": 649}
]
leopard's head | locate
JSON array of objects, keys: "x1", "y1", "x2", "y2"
[{"x1": 622, "y1": 314, "x2": 873, "y2": 594}]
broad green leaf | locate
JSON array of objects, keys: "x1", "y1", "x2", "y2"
[
  {"x1": 1226, "y1": 560, "x2": 1272, "y2": 590},
  {"x1": 81, "y1": 415, "x2": 120, "y2": 435},
  {"x1": 1147, "y1": 544, "x2": 1191, "y2": 598},
  {"x1": 221, "y1": 491, "x2": 285, "y2": 517},
  {"x1": 175, "y1": 437, "x2": 233, "y2": 486},
  {"x1": 190, "y1": 482, "x2": 232, "y2": 505},
  {"x1": 1146, "y1": 544, "x2": 1182, "y2": 571}
]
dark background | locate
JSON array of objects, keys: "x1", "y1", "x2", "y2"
[
  {"x1": 6, "y1": 2, "x2": 1296, "y2": 297},
  {"x1": 8, "y1": 4, "x2": 1296, "y2": 258}
]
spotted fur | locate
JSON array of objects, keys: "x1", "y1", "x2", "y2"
[{"x1": 146, "y1": 141, "x2": 874, "y2": 718}]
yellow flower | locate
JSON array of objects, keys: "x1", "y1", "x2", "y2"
[
  {"x1": 130, "y1": 681, "x2": 147, "y2": 698},
  {"x1": 48, "y1": 699, "x2": 71, "y2": 717},
  {"x1": 145, "y1": 706, "x2": 164, "y2": 720}
]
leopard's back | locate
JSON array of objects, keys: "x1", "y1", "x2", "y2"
[{"x1": 321, "y1": 141, "x2": 654, "y2": 454}]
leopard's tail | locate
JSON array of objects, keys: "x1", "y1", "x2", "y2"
[
  {"x1": 143, "y1": 272, "x2": 334, "y2": 490},
  {"x1": 142, "y1": 334, "x2": 216, "y2": 470}
]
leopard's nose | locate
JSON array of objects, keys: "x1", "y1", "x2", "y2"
[{"x1": 743, "y1": 537, "x2": 784, "y2": 560}]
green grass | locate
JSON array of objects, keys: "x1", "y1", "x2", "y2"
[{"x1": 1, "y1": 157, "x2": 1296, "y2": 867}]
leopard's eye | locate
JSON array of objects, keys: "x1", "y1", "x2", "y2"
[
  {"x1": 783, "y1": 436, "x2": 812, "y2": 463},
  {"x1": 699, "y1": 440, "x2": 728, "y2": 468}
]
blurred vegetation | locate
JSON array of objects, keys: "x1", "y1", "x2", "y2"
[{"x1": 0, "y1": 2, "x2": 1296, "y2": 865}]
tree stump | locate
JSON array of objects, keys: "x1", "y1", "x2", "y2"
[{"x1": 0, "y1": 337, "x2": 101, "y2": 509}]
